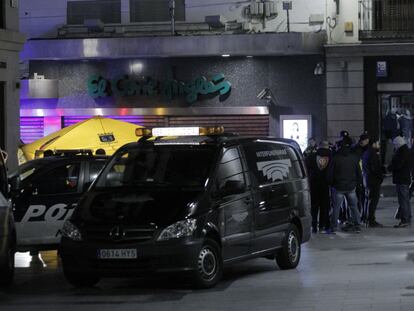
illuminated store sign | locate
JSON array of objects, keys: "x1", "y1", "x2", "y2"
[{"x1": 87, "y1": 73, "x2": 232, "y2": 104}]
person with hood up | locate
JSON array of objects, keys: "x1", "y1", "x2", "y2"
[
  {"x1": 327, "y1": 136, "x2": 362, "y2": 233},
  {"x1": 388, "y1": 136, "x2": 412, "y2": 228},
  {"x1": 362, "y1": 140, "x2": 384, "y2": 227},
  {"x1": 305, "y1": 141, "x2": 332, "y2": 233}
]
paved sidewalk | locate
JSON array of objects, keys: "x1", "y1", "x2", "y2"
[{"x1": 0, "y1": 197, "x2": 414, "y2": 311}]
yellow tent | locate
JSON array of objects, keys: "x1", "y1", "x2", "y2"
[{"x1": 21, "y1": 116, "x2": 143, "y2": 161}]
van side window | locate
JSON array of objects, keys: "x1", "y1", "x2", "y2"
[
  {"x1": 217, "y1": 148, "x2": 245, "y2": 189},
  {"x1": 88, "y1": 161, "x2": 106, "y2": 182},
  {"x1": 33, "y1": 163, "x2": 81, "y2": 194},
  {"x1": 0, "y1": 155, "x2": 7, "y2": 198},
  {"x1": 243, "y1": 142, "x2": 302, "y2": 186}
]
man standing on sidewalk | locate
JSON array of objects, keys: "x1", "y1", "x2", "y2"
[
  {"x1": 388, "y1": 136, "x2": 412, "y2": 228},
  {"x1": 362, "y1": 140, "x2": 384, "y2": 227},
  {"x1": 327, "y1": 136, "x2": 362, "y2": 233}
]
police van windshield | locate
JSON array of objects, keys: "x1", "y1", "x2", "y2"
[{"x1": 95, "y1": 144, "x2": 216, "y2": 188}]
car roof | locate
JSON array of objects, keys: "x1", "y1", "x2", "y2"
[{"x1": 121, "y1": 135, "x2": 300, "y2": 150}]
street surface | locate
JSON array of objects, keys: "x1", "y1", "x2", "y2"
[{"x1": 1, "y1": 197, "x2": 414, "y2": 311}]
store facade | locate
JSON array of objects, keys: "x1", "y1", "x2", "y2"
[
  {"x1": 20, "y1": 34, "x2": 326, "y2": 149},
  {"x1": 325, "y1": 44, "x2": 414, "y2": 166}
]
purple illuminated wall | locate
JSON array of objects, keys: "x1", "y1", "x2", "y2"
[
  {"x1": 63, "y1": 116, "x2": 146, "y2": 127},
  {"x1": 20, "y1": 117, "x2": 44, "y2": 144}
]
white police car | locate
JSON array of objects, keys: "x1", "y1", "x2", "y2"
[
  {"x1": 9, "y1": 151, "x2": 108, "y2": 252},
  {"x1": 0, "y1": 150, "x2": 15, "y2": 287}
]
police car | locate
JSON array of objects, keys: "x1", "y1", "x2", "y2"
[
  {"x1": 0, "y1": 150, "x2": 15, "y2": 287},
  {"x1": 60, "y1": 127, "x2": 311, "y2": 288},
  {"x1": 9, "y1": 150, "x2": 108, "y2": 252}
]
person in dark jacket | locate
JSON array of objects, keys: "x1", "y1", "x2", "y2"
[
  {"x1": 352, "y1": 132, "x2": 370, "y2": 220},
  {"x1": 305, "y1": 141, "x2": 331, "y2": 233},
  {"x1": 362, "y1": 140, "x2": 384, "y2": 227},
  {"x1": 327, "y1": 136, "x2": 362, "y2": 233},
  {"x1": 388, "y1": 136, "x2": 412, "y2": 227},
  {"x1": 303, "y1": 137, "x2": 317, "y2": 160}
]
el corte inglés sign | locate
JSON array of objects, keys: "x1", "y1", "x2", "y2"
[{"x1": 87, "y1": 73, "x2": 232, "y2": 104}]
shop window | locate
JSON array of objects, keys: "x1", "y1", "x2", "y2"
[
  {"x1": 67, "y1": 0, "x2": 121, "y2": 25},
  {"x1": 130, "y1": 0, "x2": 185, "y2": 23}
]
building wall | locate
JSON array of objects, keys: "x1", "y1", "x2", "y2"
[
  {"x1": 326, "y1": 0, "x2": 359, "y2": 44},
  {"x1": 25, "y1": 55, "x2": 326, "y2": 140},
  {"x1": 19, "y1": 0, "x2": 326, "y2": 39},
  {"x1": 0, "y1": 2, "x2": 25, "y2": 170},
  {"x1": 325, "y1": 55, "x2": 364, "y2": 142}
]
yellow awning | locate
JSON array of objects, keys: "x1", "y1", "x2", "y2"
[{"x1": 21, "y1": 116, "x2": 143, "y2": 160}]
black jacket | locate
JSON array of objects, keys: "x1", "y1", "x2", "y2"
[
  {"x1": 352, "y1": 143, "x2": 369, "y2": 159},
  {"x1": 327, "y1": 146, "x2": 362, "y2": 192},
  {"x1": 388, "y1": 144, "x2": 412, "y2": 185},
  {"x1": 362, "y1": 147, "x2": 383, "y2": 188},
  {"x1": 305, "y1": 150, "x2": 331, "y2": 204}
]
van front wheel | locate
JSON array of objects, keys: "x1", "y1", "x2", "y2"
[
  {"x1": 191, "y1": 238, "x2": 223, "y2": 289},
  {"x1": 276, "y1": 224, "x2": 301, "y2": 270}
]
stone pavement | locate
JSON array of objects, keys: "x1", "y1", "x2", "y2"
[{"x1": 0, "y1": 197, "x2": 414, "y2": 311}]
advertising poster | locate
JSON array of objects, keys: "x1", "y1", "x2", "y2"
[{"x1": 280, "y1": 115, "x2": 312, "y2": 152}]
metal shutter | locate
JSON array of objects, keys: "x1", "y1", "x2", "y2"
[
  {"x1": 130, "y1": 0, "x2": 185, "y2": 23},
  {"x1": 167, "y1": 115, "x2": 269, "y2": 136},
  {"x1": 67, "y1": 0, "x2": 121, "y2": 25},
  {"x1": 63, "y1": 116, "x2": 165, "y2": 128},
  {"x1": 20, "y1": 117, "x2": 45, "y2": 144}
]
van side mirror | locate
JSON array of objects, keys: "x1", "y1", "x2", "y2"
[{"x1": 218, "y1": 180, "x2": 246, "y2": 197}]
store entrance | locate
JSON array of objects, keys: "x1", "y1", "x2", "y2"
[
  {"x1": 0, "y1": 82, "x2": 5, "y2": 150},
  {"x1": 379, "y1": 92, "x2": 414, "y2": 167}
]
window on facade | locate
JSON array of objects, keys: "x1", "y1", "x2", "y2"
[
  {"x1": 34, "y1": 163, "x2": 81, "y2": 195},
  {"x1": 130, "y1": 0, "x2": 185, "y2": 23},
  {"x1": 217, "y1": 148, "x2": 246, "y2": 190},
  {"x1": 67, "y1": 0, "x2": 121, "y2": 25},
  {"x1": 243, "y1": 142, "x2": 303, "y2": 186}
]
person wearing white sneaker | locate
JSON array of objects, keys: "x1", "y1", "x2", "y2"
[{"x1": 388, "y1": 136, "x2": 412, "y2": 228}]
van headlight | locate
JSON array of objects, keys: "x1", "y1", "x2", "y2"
[
  {"x1": 157, "y1": 219, "x2": 197, "y2": 241},
  {"x1": 61, "y1": 220, "x2": 83, "y2": 241}
]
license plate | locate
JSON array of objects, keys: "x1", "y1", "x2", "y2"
[{"x1": 98, "y1": 249, "x2": 137, "y2": 259}]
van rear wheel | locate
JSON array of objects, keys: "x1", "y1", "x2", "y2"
[
  {"x1": 191, "y1": 238, "x2": 223, "y2": 289},
  {"x1": 276, "y1": 224, "x2": 301, "y2": 270}
]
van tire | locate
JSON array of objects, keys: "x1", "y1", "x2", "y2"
[
  {"x1": 0, "y1": 238, "x2": 15, "y2": 287},
  {"x1": 63, "y1": 267, "x2": 100, "y2": 288},
  {"x1": 276, "y1": 224, "x2": 301, "y2": 270},
  {"x1": 191, "y1": 238, "x2": 223, "y2": 289}
]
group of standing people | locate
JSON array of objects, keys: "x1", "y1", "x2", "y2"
[{"x1": 303, "y1": 130, "x2": 411, "y2": 234}]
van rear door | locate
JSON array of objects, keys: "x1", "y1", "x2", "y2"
[{"x1": 242, "y1": 141, "x2": 298, "y2": 252}]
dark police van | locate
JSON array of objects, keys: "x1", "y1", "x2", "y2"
[
  {"x1": 0, "y1": 151, "x2": 15, "y2": 287},
  {"x1": 9, "y1": 151, "x2": 108, "y2": 252},
  {"x1": 60, "y1": 127, "x2": 311, "y2": 288}
]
